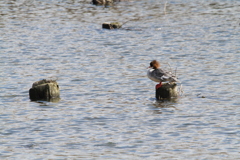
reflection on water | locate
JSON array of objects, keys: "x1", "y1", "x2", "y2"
[{"x1": 0, "y1": 0, "x2": 240, "y2": 159}]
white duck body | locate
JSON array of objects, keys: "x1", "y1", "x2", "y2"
[{"x1": 147, "y1": 68, "x2": 178, "y2": 83}]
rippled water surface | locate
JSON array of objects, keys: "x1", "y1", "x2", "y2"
[{"x1": 1, "y1": 0, "x2": 240, "y2": 159}]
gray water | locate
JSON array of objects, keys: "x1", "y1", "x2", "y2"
[{"x1": 0, "y1": 0, "x2": 240, "y2": 159}]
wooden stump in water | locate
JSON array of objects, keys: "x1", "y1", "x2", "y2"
[
  {"x1": 102, "y1": 22, "x2": 122, "y2": 29},
  {"x1": 156, "y1": 83, "x2": 178, "y2": 100},
  {"x1": 29, "y1": 79, "x2": 60, "y2": 101}
]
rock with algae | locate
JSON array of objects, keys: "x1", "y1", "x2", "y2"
[
  {"x1": 92, "y1": 0, "x2": 113, "y2": 5},
  {"x1": 102, "y1": 22, "x2": 122, "y2": 29},
  {"x1": 29, "y1": 79, "x2": 60, "y2": 101},
  {"x1": 92, "y1": 0, "x2": 131, "y2": 5},
  {"x1": 156, "y1": 83, "x2": 178, "y2": 100}
]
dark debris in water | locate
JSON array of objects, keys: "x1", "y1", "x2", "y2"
[
  {"x1": 95, "y1": 142, "x2": 117, "y2": 147},
  {"x1": 22, "y1": 143, "x2": 37, "y2": 149},
  {"x1": 197, "y1": 93, "x2": 206, "y2": 98}
]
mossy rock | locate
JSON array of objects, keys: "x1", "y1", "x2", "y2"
[
  {"x1": 92, "y1": 0, "x2": 113, "y2": 5},
  {"x1": 29, "y1": 79, "x2": 60, "y2": 101},
  {"x1": 102, "y1": 22, "x2": 122, "y2": 29},
  {"x1": 156, "y1": 83, "x2": 178, "y2": 100}
]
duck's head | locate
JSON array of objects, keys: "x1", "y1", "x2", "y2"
[{"x1": 149, "y1": 60, "x2": 160, "y2": 69}]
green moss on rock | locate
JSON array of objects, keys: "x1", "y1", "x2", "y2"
[
  {"x1": 29, "y1": 79, "x2": 60, "y2": 101},
  {"x1": 102, "y1": 22, "x2": 122, "y2": 29},
  {"x1": 156, "y1": 83, "x2": 178, "y2": 100}
]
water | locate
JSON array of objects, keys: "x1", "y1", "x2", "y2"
[{"x1": 0, "y1": 0, "x2": 240, "y2": 159}]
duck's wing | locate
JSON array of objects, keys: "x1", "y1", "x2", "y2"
[
  {"x1": 154, "y1": 69, "x2": 178, "y2": 82},
  {"x1": 152, "y1": 69, "x2": 165, "y2": 81}
]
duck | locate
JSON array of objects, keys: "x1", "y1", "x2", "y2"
[
  {"x1": 148, "y1": 60, "x2": 179, "y2": 99},
  {"x1": 147, "y1": 60, "x2": 178, "y2": 83},
  {"x1": 147, "y1": 60, "x2": 179, "y2": 100}
]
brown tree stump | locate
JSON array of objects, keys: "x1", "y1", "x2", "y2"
[{"x1": 29, "y1": 79, "x2": 60, "y2": 101}]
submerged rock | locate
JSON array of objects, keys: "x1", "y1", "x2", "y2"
[
  {"x1": 29, "y1": 79, "x2": 60, "y2": 101},
  {"x1": 155, "y1": 83, "x2": 178, "y2": 100},
  {"x1": 102, "y1": 22, "x2": 122, "y2": 29}
]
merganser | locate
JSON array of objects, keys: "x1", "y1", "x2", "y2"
[{"x1": 147, "y1": 60, "x2": 178, "y2": 83}]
